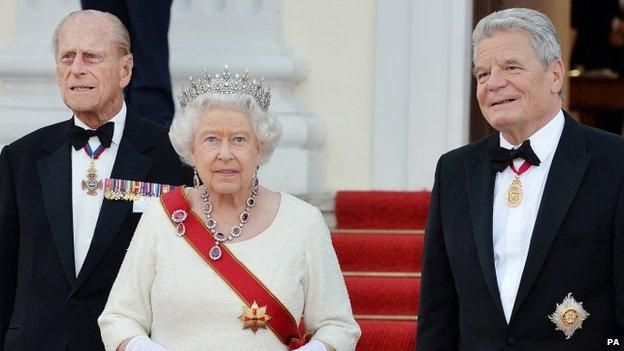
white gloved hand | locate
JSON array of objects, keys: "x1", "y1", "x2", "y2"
[
  {"x1": 292, "y1": 339, "x2": 328, "y2": 351},
  {"x1": 125, "y1": 335, "x2": 171, "y2": 351}
]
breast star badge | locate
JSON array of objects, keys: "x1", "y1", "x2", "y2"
[
  {"x1": 548, "y1": 293, "x2": 589, "y2": 339},
  {"x1": 240, "y1": 301, "x2": 271, "y2": 332}
]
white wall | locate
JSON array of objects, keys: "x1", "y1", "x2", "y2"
[
  {"x1": 0, "y1": 0, "x2": 15, "y2": 52},
  {"x1": 0, "y1": 0, "x2": 13, "y2": 111},
  {"x1": 283, "y1": 1, "x2": 376, "y2": 191},
  {"x1": 284, "y1": 1, "x2": 471, "y2": 191}
]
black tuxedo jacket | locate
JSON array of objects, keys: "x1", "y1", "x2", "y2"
[
  {"x1": 417, "y1": 114, "x2": 624, "y2": 351},
  {"x1": 0, "y1": 109, "x2": 191, "y2": 351}
]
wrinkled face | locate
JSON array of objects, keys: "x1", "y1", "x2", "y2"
[
  {"x1": 191, "y1": 107, "x2": 262, "y2": 196},
  {"x1": 55, "y1": 16, "x2": 132, "y2": 122},
  {"x1": 474, "y1": 30, "x2": 562, "y2": 136}
]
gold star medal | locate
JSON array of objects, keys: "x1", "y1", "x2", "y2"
[
  {"x1": 240, "y1": 301, "x2": 271, "y2": 332},
  {"x1": 81, "y1": 161, "x2": 102, "y2": 196},
  {"x1": 548, "y1": 293, "x2": 589, "y2": 339}
]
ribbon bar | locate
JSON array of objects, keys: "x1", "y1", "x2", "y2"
[{"x1": 104, "y1": 178, "x2": 177, "y2": 201}]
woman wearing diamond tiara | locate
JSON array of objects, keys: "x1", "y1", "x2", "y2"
[{"x1": 97, "y1": 66, "x2": 361, "y2": 351}]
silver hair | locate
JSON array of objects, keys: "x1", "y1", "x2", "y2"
[
  {"x1": 472, "y1": 8, "x2": 561, "y2": 69},
  {"x1": 51, "y1": 10, "x2": 131, "y2": 57},
  {"x1": 169, "y1": 93, "x2": 282, "y2": 167}
]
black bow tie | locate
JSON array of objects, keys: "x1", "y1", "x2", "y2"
[
  {"x1": 69, "y1": 122, "x2": 114, "y2": 150},
  {"x1": 489, "y1": 139, "x2": 541, "y2": 172}
]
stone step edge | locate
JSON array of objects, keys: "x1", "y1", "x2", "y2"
[
  {"x1": 355, "y1": 314, "x2": 418, "y2": 321},
  {"x1": 332, "y1": 228, "x2": 424, "y2": 235},
  {"x1": 343, "y1": 271, "x2": 421, "y2": 278}
]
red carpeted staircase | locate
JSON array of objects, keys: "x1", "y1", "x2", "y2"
[{"x1": 331, "y1": 191, "x2": 431, "y2": 351}]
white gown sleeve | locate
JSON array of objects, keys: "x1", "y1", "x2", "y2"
[
  {"x1": 98, "y1": 198, "x2": 161, "y2": 351},
  {"x1": 302, "y1": 209, "x2": 361, "y2": 351}
]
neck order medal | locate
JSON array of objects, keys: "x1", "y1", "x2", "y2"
[
  {"x1": 506, "y1": 161, "x2": 532, "y2": 208},
  {"x1": 81, "y1": 143, "x2": 107, "y2": 196},
  {"x1": 506, "y1": 176, "x2": 523, "y2": 207},
  {"x1": 82, "y1": 161, "x2": 102, "y2": 196}
]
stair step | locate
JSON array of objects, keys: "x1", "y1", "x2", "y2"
[
  {"x1": 343, "y1": 271, "x2": 420, "y2": 278},
  {"x1": 332, "y1": 191, "x2": 429, "y2": 350},
  {"x1": 335, "y1": 191, "x2": 431, "y2": 229},
  {"x1": 355, "y1": 314, "x2": 418, "y2": 320},
  {"x1": 356, "y1": 319, "x2": 417, "y2": 350},
  {"x1": 346, "y1": 276, "x2": 420, "y2": 316},
  {"x1": 332, "y1": 233, "x2": 424, "y2": 272},
  {"x1": 332, "y1": 229, "x2": 424, "y2": 235}
]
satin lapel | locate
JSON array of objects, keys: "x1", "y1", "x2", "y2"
[
  {"x1": 37, "y1": 136, "x2": 76, "y2": 285},
  {"x1": 510, "y1": 115, "x2": 590, "y2": 320},
  {"x1": 465, "y1": 135, "x2": 505, "y2": 319},
  {"x1": 73, "y1": 112, "x2": 154, "y2": 289}
]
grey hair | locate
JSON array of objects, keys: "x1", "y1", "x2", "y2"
[
  {"x1": 472, "y1": 8, "x2": 561, "y2": 69},
  {"x1": 169, "y1": 93, "x2": 282, "y2": 167},
  {"x1": 52, "y1": 10, "x2": 131, "y2": 57}
]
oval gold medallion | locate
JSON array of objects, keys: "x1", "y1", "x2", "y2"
[{"x1": 506, "y1": 177, "x2": 523, "y2": 207}]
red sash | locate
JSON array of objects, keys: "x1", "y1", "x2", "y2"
[{"x1": 161, "y1": 188, "x2": 311, "y2": 349}]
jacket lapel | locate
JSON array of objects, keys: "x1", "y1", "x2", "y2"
[
  {"x1": 37, "y1": 119, "x2": 76, "y2": 285},
  {"x1": 510, "y1": 114, "x2": 590, "y2": 320},
  {"x1": 465, "y1": 135, "x2": 506, "y2": 319},
  {"x1": 73, "y1": 110, "x2": 154, "y2": 289}
]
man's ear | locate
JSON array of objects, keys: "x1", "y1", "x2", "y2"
[
  {"x1": 550, "y1": 58, "x2": 564, "y2": 94},
  {"x1": 119, "y1": 54, "x2": 133, "y2": 89}
]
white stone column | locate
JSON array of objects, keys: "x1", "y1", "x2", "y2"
[
  {"x1": 0, "y1": 0, "x2": 325, "y2": 194},
  {"x1": 373, "y1": 0, "x2": 472, "y2": 190}
]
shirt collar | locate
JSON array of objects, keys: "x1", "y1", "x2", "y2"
[
  {"x1": 499, "y1": 109, "x2": 564, "y2": 164},
  {"x1": 73, "y1": 102, "x2": 126, "y2": 146}
]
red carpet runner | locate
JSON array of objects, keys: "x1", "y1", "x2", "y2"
[{"x1": 331, "y1": 191, "x2": 431, "y2": 351}]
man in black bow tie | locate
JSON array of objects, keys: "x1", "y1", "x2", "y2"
[
  {"x1": 0, "y1": 10, "x2": 190, "y2": 351},
  {"x1": 417, "y1": 8, "x2": 624, "y2": 351}
]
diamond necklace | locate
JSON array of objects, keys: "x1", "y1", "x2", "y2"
[{"x1": 202, "y1": 181, "x2": 259, "y2": 260}]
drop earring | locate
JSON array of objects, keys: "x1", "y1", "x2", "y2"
[
  {"x1": 252, "y1": 167, "x2": 259, "y2": 187},
  {"x1": 193, "y1": 168, "x2": 201, "y2": 189}
]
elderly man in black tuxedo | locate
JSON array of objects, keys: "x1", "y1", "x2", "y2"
[
  {"x1": 417, "y1": 8, "x2": 624, "y2": 351},
  {"x1": 0, "y1": 10, "x2": 190, "y2": 351}
]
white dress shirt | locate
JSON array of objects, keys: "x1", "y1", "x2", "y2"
[
  {"x1": 492, "y1": 110, "x2": 564, "y2": 323},
  {"x1": 71, "y1": 103, "x2": 126, "y2": 276}
]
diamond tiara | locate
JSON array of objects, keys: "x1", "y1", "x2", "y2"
[{"x1": 177, "y1": 65, "x2": 271, "y2": 111}]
